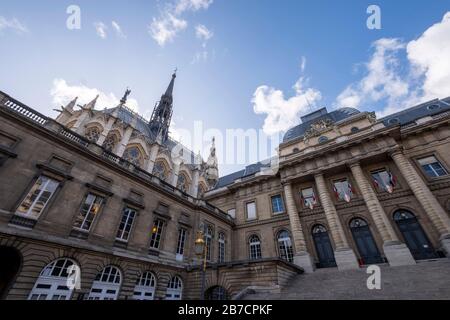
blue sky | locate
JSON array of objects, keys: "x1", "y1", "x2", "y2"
[{"x1": 1, "y1": 0, "x2": 450, "y2": 175}]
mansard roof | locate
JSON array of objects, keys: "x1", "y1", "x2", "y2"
[
  {"x1": 283, "y1": 107, "x2": 360, "y2": 143},
  {"x1": 213, "y1": 97, "x2": 450, "y2": 190}
]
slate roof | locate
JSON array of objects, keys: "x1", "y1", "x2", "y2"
[
  {"x1": 380, "y1": 98, "x2": 450, "y2": 127},
  {"x1": 282, "y1": 107, "x2": 360, "y2": 143},
  {"x1": 103, "y1": 105, "x2": 197, "y2": 165},
  {"x1": 213, "y1": 98, "x2": 450, "y2": 190}
]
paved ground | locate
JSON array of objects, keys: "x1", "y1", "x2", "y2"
[{"x1": 244, "y1": 258, "x2": 450, "y2": 300}]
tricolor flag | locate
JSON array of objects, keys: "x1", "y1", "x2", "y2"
[
  {"x1": 372, "y1": 177, "x2": 380, "y2": 190},
  {"x1": 344, "y1": 192, "x2": 351, "y2": 203},
  {"x1": 333, "y1": 185, "x2": 339, "y2": 199},
  {"x1": 388, "y1": 171, "x2": 397, "y2": 187}
]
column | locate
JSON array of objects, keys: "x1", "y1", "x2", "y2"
[
  {"x1": 96, "y1": 117, "x2": 116, "y2": 146},
  {"x1": 115, "y1": 126, "x2": 133, "y2": 157},
  {"x1": 349, "y1": 162, "x2": 415, "y2": 266},
  {"x1": 314, "y1": 173, "x2": 359, "y2": 270},
  {"x1": 391, "y1": 150, "x2": 450, "y2": 254},
  {"x1": 146, "y1": 143, "x2": 160, "y2": 174},
  {"x1": 283, "y1": 183, "x2": 315, "y2": 273}
]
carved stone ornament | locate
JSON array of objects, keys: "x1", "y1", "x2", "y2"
[{"x1": 304, "y1": 118, "x2": 334, "y2": 139}]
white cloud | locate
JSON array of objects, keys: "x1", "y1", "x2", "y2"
[
  {"x1": 94, "y1": 22, "x2": 107, "y2": 39},
  {"x1": 336, "y1": 38, "x2": 409, "y2": 112},
  {"x1": 195, "y1": 24, "x2": 213, "y2": 42},
  {"x1": 252, "y1": 75, "x2": 322, "y2": 135},
  {"x1": 149, "y1": 0, "x2": 213, "y2": 46},
  {"x1": 300, "y1": 56, "x2": 306, "y2": 73},
  {"x1": 0, "y1": 16, "x2": 28, "y2": 34},
  {"x1": 111, "y1": 21, "x2": 126, "y2": 38},
  {"x1": 407, "y1": 12, "x2": 450, "y2": 102},
  {"x1": 335, "y1": 12, "x2": 450, "y2": 117},
  {"x1": 50, "y1": 79, "x2": 139, "y2": 112},
  {"x1": 175, "y1": 0, "x2": 213, "y2": 15},
  {"x1": 149, "y1": 13, "x2": 187, "y2": 46}
]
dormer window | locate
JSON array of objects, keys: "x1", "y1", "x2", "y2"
[{"x1": 318, "y1": 136, "x2": 329, "y2": 144}]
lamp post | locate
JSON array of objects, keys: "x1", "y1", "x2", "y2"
[{"x1": 194, "y1": 230, "x2": 207, "y2": 300}]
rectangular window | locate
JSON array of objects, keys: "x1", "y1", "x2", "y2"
[
  {"x1": 301, "y1": 187, "x2": 316, "y2": 208},
  {"x1": 371, "y1": 170, "x2": 394, "y2": 192},
  {"x1": 227, "y1": 208, "x2": 236, "y2": 219},
  {"x1": 246, "y1": 202, "x2": 257, "y2": 220},
  {"x1": 271, "y1": 195, "x2": 284, "y2": 214},
  {"x1": 418, "y1": 156, "x2": 448, "y2": 178},
  {"x1": 218, "y1": 234, "x2": 226, "y2": 263},
  {"x1": 176, "y1": 228, "x2": 187, "y2": 256},
  {"x1": 149, "y1": 219, "x2": 164, "y2": 249},
  {"x1": 116, "y1": 207, "x2": 137, "y2": 242},
  {"x1": 16, "y1": 176, "x2": 59, "y2": 219},
  {"x1": 333, "y1": 179, "x2": 354, "y2": 201},
  {"x1": 73, "y1": 193, "x2": 104, "y2": 231}
]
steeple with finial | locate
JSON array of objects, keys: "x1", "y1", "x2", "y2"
[
  {"x1": 120, "y1": 88, "x2": 131, "y2": 106},
  {"x1": 149, "y1": 70, "x2": 177, "y2": 143}
]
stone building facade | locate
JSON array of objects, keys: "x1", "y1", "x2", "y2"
[{"x1": 0, "y1": 74, "x2": 449, "y2": 300}]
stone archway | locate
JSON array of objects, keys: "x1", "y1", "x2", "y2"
[{"x1": 0, "y1": 246, "x2": 22, "y2": 299}]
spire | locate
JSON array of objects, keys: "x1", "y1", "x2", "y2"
[
  {"x1": 64, "y1": 97, "x2": 78, "y2": 112},
  {"x1": 120, "y1": 88, "x2": 131, "y2": 105},
  {"x1": 165, "y1": 69, "x2": 176, "y2": 97},
  {"x1": 149, "y1": 71, "x2": 176, "y2": 143},
  {"x1": 85, "y1": 95, "x2": 99, "y2": 110}
]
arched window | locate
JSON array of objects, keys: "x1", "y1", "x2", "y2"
[
  {"x1": 206, "y1": 286, "x2": 229, "y2": 300},
  {"x1": 249, "y1": 235, "x2": 262, "y2": 260},
  {"x1": 28, "y1": 258, "x2": 78, "y2": 300},
  {"x1": 349, "y1": 218, "x2": 368, "y2": 228},
  {"x1": 133, "y1": 272, "x2": 156, "y2": 300},
  {"x1": 102, "y1": 133, "x2": 119, "y2": 152},
  {"x1": 312, "y1": 224, "x2": 327, "y2": 234},
  {"x1": 123, "y1": 146, "x2": 144, "y2": 167},
  {"x1": 218, "y1": 232, "x2": 226, "y2": 263},
  {"x1": 205, "y1": 225, "x2": 213, "y2": 261},
  {"x1": 177, "y1": 173, "x2": 189, "y2": 193},
  {"x1": 277, "y1": 230, "x2": 294, "y2": 263},
  {"x1": 85, "y1": 126, "x2": 101, "y2": 143},
  {"x1": 153, "y1": 160, "x2": 168, "y2": 181},
  {"x1": 393, "y1": 210, "x2": 415, "y2": 221},
  {"x1": 166, "y1": 276, "x2": 183, "y2": 300},
  {"x1": 88, "y1": 266, "x2": 122, "y2": 300}
]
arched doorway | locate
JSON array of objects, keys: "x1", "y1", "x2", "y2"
[
  {"x1": 88, "y1": 266, "x2": 122, "y2": 300},
  {"x1": 312, "y1": 225, "x2": 336, "y2": 268},
  {"x1": 393, "y1": 210, "x2": 437, "y2": 260},
  {"x1": 349, "y1": 218, "x2": 383, "y2": 265},
  {"x1": 205, "y1": 286, "x2": 229, "y2": 300},
  {"x1": 28, "y1": 258, "x2": 78, "y2": 300},
  {"x1": 0, "y1": 246, "x2": 22, "y2": 299},
  {"x1": 133, "y1": 272, "x2": 157, "y2": 300}
]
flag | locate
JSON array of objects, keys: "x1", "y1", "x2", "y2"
[
  {"x1": 333, "y1": 185, "x2": 339, "y2": 199},
  {"x1": 372, "y1": 177, "x2": 380, "y2": 190},
  {"x1": 388, "y1": 171, "x2": 397, "y2": 188},
  {"x1": 348, "y1": 181, "x2": 356, "y2": 195},
  {"x1": 344, "y1": 193, "x2": 351, "y2": 203}
]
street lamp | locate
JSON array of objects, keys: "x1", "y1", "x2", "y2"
[{"x1": 194, "y1": 230, "x2": 207, "y2": 300}]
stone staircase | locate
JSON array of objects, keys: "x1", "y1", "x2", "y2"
[{"x1": 243, "y1": 258, "x2": 450, "y2": 300}]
